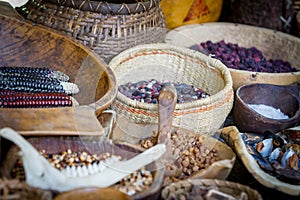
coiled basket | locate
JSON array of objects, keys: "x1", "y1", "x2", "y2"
[
  {"x1": 109, "y1": 43, "x2": 234, "y2": 134},
  {"x1": 17, "y1": 0, "x2": 167, "y2": 63}
]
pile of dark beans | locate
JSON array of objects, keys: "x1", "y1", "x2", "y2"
[
  {"x1": 118, "y1": 79, "x2": 210, "y2": 104},
  {"x1": 191, "y1": 40, "x2": 297, "y2": 73}
]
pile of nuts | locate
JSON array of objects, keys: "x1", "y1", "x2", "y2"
[
  {"x1": 170, "y1": 131, "x2": 220, "y2": 178},
  {"x1": 191, "y1": 40, "x2": 297, "y2": 73},
  {"x1": 11, "y1": 149, "x2": 154, "y2": 196},
  {"x1": 119, "y1": 79, "x2": 210, "y2": 104},
  {"x1": 140, "y1": 130, "x2": 220, "y2": 184}
]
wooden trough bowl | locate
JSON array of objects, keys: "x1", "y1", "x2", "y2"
[{"x1": 0, "y1": 3, "x2": 117, "y2": 136}]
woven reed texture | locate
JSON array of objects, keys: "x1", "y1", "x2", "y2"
[
  {"x1": 17, "y1": 0, "x2": 166, "y2": 63},
  {"x1": 231, "y1": 0, "x2": 295, "y2": 33},
  {"x1": 46, "y1": 0, "x2": 160, "y2": 14},
  {"x1": 109, "y1": 43, "x2": 234, "y2": 135},
  {"x1": 161, "y1": 179, "x2": 263, "y2": 200},
  {"x1": 0, "y1": 177, "x2": 52, "y2": 200}
]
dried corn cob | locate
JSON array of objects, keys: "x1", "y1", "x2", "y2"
[
  {"x1": 0, "y1": 66, "x2": 69, "y2": 81},
  {"x1": 0, "y1": 89, "x2": 72, "y2": 108},
  {"x1": 0, "y1": 66, "x2": 78, "y2": 94},
  {"x1": 0, "y1": 89, "x2": 71, "y2": 100},
  {"x1": 0, "y1": 99, "x2": 72, "y2": 108}
]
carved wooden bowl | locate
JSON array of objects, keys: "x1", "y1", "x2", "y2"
[
  {"x1": 0, "y1": 5, "x2": 117, "y2": 135},
  {"x1": 233, "y1": 82, "x2": 300, "y2": 134}
]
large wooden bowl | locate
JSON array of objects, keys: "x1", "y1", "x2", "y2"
[
  {"x1": 165, "y1": 22, "x2": 300, "y2": 91},
  {"x1": 0, "y1": 3, "x2": 117, "y2": 135},
  {"x1": 221, "y1": 126, "x2": 300, "y2": 196}
]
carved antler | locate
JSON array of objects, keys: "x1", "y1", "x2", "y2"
[{"x1": 0, "y1": 127, "x2": 166, "y2": 192}]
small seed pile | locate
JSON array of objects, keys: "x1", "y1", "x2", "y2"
[
  {"x1": 11, "y1": 149, "x2": 154, "y2": 196},
  {"x1": 119, "y1": 79, "x2": 210, "y2": 104},
  {"x1": 38, "y1": 149, "x2": 120, "y2": 170},
  {"x1": 191, "y1": 40, "x2": 297, "y2": 73},
  {"x1": 112, "y1": 167, "x2": 153, "y2": 196}
]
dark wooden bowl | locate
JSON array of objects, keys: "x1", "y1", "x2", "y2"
[
  {"x1": 233, "y1": 82, "x2": 300, "y2": 134},
  {"x1": 0, "y1": 3, "x2": 117, "y2": 135}
]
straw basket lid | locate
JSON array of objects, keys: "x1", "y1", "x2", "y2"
[
  {"x1": 16, "y1": 0, "x2": 167, "y2": 63},
  {"x1": 165, "y1": 22, "x2": 300, "y2": 91},
  {"x1": 45, "y1": 0, "x2": 160, "y2": 14},
  {"x1": 109, "y1": 43, "x2": 233, "y2": 134},
  {"x1": 161, "y1": 178, "x2": 263, "y2": 200},
  {"x1": 221, "y1": 126, "x2": 300, "y2": 196}
]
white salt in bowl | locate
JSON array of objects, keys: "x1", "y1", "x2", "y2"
[{"x1": 233, "y1": 82, "x2": 300, "y2": 134}]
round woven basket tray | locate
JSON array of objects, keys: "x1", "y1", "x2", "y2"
[
  {"x1": 161, "y1": 178, "x2": 263, "y2": 200},
  {"x1": 165, "y1": 22, "x2": 300, "y2": 91},
  {"x1": 109, "y1": 43, "x2": 234, "y2": 134},
  {"x1": 17, "y1": 0, "x2": 166, "y2": 63}
]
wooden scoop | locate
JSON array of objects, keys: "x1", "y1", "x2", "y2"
[
  {"x1": 157, "y1": 84, "x2": 182, "y2": 177},
  {"x1": 157, "y1": 84, "x2": 178, "y2": 145}
]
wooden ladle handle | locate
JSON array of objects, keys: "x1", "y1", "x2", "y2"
[{"x1": 157, "y1": 84, "x2": 177, "y2": 144}]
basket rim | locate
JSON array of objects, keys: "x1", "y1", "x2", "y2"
[
  {"x1": 161, "y1": 178, "x2": 263, "y2": 200},
  {"x1": 109, "y1": 43, "x2": 233, "y2": 111},
  {"x1": 44, "y1": 0, "x2": 160, "y2": 15}
]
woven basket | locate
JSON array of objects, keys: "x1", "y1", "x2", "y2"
[
  {"x1": 16, "y1": 0, "x2": 166, "y2": 63},
  {"x1": 109, "y1": 43, "x2": 234, "y2": 134},
  {"x1": 45, "y1": 0, "x2": 158, "y2": 14},
  {"x1": 161, "y1": 178, "x2": 263, "y2": 200},
  {"x1": 0, "y1": 177, "x2": 52, "y2": 200}
]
